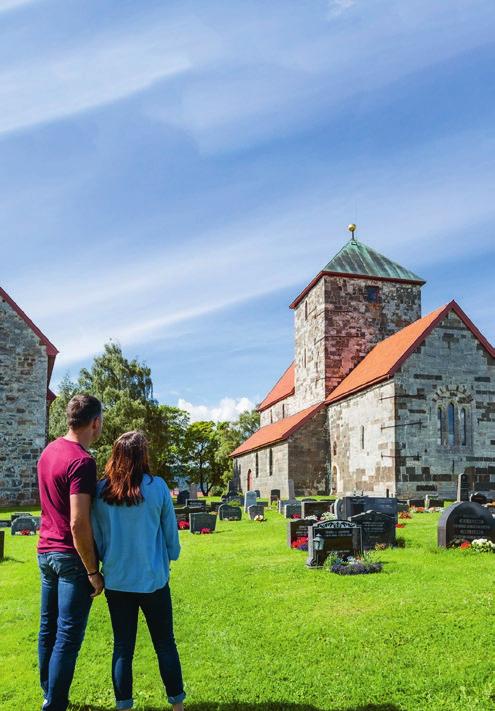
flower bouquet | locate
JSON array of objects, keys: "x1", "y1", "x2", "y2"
[
  {"x1": 178, "y1": 520, "x2": 190, "y2": 530},
  {"x1": 291, "y1": 536, "x2": 309, "y2": 551},
  {"x1": 327, "y1": 552, "x2": 383, "y2": 576},
  {"x1": 253, "y1": 514, "x2": 266, "y2": 522},
  {"x1": 320, "y1": 512, "x2": 336, "y2": 522},
  {"x1": 291, "y1": 513, "x2": 301, "y2": 520},
  {"x1": 199, "y1": 527, "x2": 212, "y2": 535},
  {"x1": 471, "y1": 538, "x2": 495, "y2": 553}
]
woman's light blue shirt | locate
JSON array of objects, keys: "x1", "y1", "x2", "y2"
[{"x1": 91, "y1": 475, "x2": 180, "y2": 593}]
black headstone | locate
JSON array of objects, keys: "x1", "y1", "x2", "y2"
[
  {"x1": 11, "y1": 512, "x2": 32, "y2": 522},
  {"x1": 254, "y1": 490, "x2": 261, "y2": 498},
  {"x1": 175, "y1": 507, "x2": 192, "y2": 524},
  {"x1": 470, "y1": 492, "x2": 488, "y2": 505},
  {"x1": 187, "y1": 499, "x2": 206, "y2": 511},
  {"x1": 284, "y1": 503, "x2": 302, "y2": 519},
  {"x1": 189, "y1": 512, "x2": 217, "y2": 534},
  {"x1": 438, "y1": 502, "x2": 495, "y2": 547},
  {"x1": 307, "y1": 519, "x2": 362, "y2": 567},
  {"x1": 11, "y1": 516, "x2": 37, "y2": 535},
  {"x1": 218, "y1": 504, "x2": 242, "y2": 521},
  {"x1": 336, "y1": 496, "x2": 398, "y2": 523},
  {"x1": 301, "y1": 500, "x2": 333, "y2": 519},
  {"x1": 350, "y1": 510, "x2": 396, "y2": 549},
  {"x1": 287, "y1": 518, "x2": 317, "y2": 547},
  {"x1": 176, "y1": 490, "x2": 189, "y2": 505},
  {"x1": 0, "y1": 519, "x2": 11, "y2": 528},
  {"x1": 270, "y1": 489, "x2": 281, "y2": 505},
  {"x1": 457, "y1": 474, "x2": 469, "y2": 502},
  {"x1": 248, "y1": 504, "x2": 265, "y2": 520}
]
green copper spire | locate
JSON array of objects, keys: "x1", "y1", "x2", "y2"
[{"x1": 323, "y1": 226, "x2": 425, "y2": 284}]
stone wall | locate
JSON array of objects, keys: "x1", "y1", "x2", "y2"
[
  {"x1": 323, "y1": 276, "x2": 421, "y2": 396},
  {"x1": 0, "y1": 297, "x2": 48, "y2": 506},
  {"x1": 394, "y1": 311, "x2": 495, "y2": 499},
  {"x1": 259, "y1": 394, "x2": 295, "y2": 427},
  {"x1": 288, "y1": 407, "x2": 328, "y2": 495},
  {"x1": 328, "y1": 381, "x2": 396, "y2": 496},
  {"x1": 294, "y1": 279, "x2": 326, "y2": 410},
  {"x1": 235, "y1": 442, "x2": 289, "y2": 497}
]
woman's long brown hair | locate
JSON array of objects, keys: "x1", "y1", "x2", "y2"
[{"x1": 102, "y1": 431, "x2": 150, "y2": 506}]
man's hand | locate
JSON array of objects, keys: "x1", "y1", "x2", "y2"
[{"x1": 88, "y1": 571, "x2": 104, "y2": 598}]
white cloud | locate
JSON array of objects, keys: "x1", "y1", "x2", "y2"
[
  {"x1": 326, "y1": 0, "x2": 356, "y2": 18},
  {"x1": 177, "y1": 396, "x2": 255, "y2": 423},
  {"x1": 0, "y1": 0, "x2": 38, "y2": 12}
]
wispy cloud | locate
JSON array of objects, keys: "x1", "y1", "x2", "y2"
[
  {"x1": 178, "y1": 396, "x2": 255, "y2": 422},
  {"x1": 0, "y1": 0, "x2": 38, "y2": 12}
]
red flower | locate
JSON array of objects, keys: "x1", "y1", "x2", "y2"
[
  {"x1": 291, "y1": 536, "x2": 309, "y2": 549},
  {"x1": 20, "y1": 529, "x2": 32, "y2": 536},
  {"x1": 396, "y1": 523, "x2": 406, "y2": 529},
  {"x1": 178, "y1": 520, "x2": 190, "y2": 530},
  {"x1": 291, "y1": 514, "x2": 301, "y2": 519},
  {"x1": 460, "y1": 541, "x2": 471, "y2": 549},
  {"x1": 200, "y1": 528, "x2": 212, "y2": 535}
]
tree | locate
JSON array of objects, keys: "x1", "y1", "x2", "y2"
[
  {"x1": 48, "y1": 373, "x2": 78, "y2": 440},
  {"x1": 214, "y1": 409, "x2": 260, "y2": 486},
  {"x1": 182, "y1": 421, "x2": 224, "y2": 496}
]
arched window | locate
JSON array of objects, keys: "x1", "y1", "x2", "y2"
[
  {"x1": 304, "y1": 300, "x2": 308, "y2": 321},
  {"x1": 360, "y1": 425, "x2": 365, "y2": 450},
  {"x1": 269, "y1": 449, "x2": 273, "y2": 476},
  {"x1": 447, "y1": 403, "x2": 455, "y2": 446},
  {"x1": 460, "y1": 408, "x2": 467, "y2": 446},
  {"x1": 255, "y1": 452, "x2": 259, "y2": 478},
  {"x1": 270, "y1": 410, "x2": 273, "y2": 424},
  {"x1": 437, "y1": 407, "x2": 443, "y2": 445},
  {"x1": 333, "y1": 441, "x2": 337, "y2": 456},
  {"x1": 282, "y1": 404, "x2": 286, "y2": 419}
]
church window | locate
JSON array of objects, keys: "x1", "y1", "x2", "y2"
[
  {"x1": 460, "y1": 408, "x2": 467, "y2": 446},
  {"x1": 255, "y1": 452, "x2": 259, "y2": 478},
  {"x1": 282, "y1": 404, "x2": 286, "y2": 418},
  {"x1": 437, "y1": 408, "x2": 443, "y2": 445},
  {"x1": 304, "y1": 300, "x2": 308, "y2": 321},
  {"x1": 270, "y1": 410, "x2": 273, "y2": 424},
  {"x1": 360, "y1": 425, "x2": 365, "y2": 450},
  {"x1": 447, "y1": 403, "x2": 455, "y2": 446},
  {"x1": 333, "y1": 441, "x2": 337, "y2": 456},
  {"x1": 269, "y1": 449, "x2": 273, "y2": 476},
  {"x1": 366, "y1": 286, "x2": 380, "y2": 303}
]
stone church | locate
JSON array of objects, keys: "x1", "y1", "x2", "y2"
[
  {"x1": 0, "y1": 286, "x2": 58, "y2": 506},
  {"x1": 231, "y1": 227, "x2": 495, "y2": 500}
]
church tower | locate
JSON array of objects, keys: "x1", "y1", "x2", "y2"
[{"x1": 290, "y1": 226, "x2": 425, "y2": 410}]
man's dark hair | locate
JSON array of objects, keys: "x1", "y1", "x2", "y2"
[{"x1": 66, "y1": 394, "x2": 102, "y2": 430}]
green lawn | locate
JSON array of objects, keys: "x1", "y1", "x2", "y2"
[{"x1": 0, "y1": 506, "x2": 493, "y2": 711}]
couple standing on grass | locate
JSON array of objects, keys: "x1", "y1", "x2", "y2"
[{"x1": 37, "y1": 394, "x2": 186, "y2": 711}]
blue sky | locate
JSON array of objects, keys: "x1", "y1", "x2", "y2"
[{"x1": 2, "y1": 0, "x2": 495, "y2": 420}]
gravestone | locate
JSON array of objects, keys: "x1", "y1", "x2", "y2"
[
  {"x1": 0, "y1": 519, "x2": 11, "y2": 528},
  {"x1": 438, "y1": 502, "x2": 495, "y2": 547},
  {"x1": 188, "y1": 483, "x2": 198, "y2": 500},
  {"x1": 248, "y1": 504, "x2": 265, "y2": 520},
  {"x1": 254, "y1": 489, "x2": 261, "y2": 498},
  {"x1": 227, "y1": 495, "x2": 243, "y2": 506},
  {"x1": 301, "y1": 500, "x2": 333, "y2": 520},
  {"x1": 176, "y1": 490, "x2": 189, "y2": 505},
  {"x1": 427, "y1": 499, "x2": 444, "y2": 509},
  {"x1": 11, "y1": 516, "x2": 37, "y2": 535},
  {"x1": 350, "y1": 510, "x2": 396, "y2": 549},
  {"x1": 187, "y1": 500, "x2": 206, "y2": 511},
  {"x1": 284, "y1": 503, "x2": 302, "y2": 519},
  {"x1": 288, "y1": 479, "x2": 295, "y2": 499},
  {"x1": 397, "y1": 501, "x2": 409, "y2": 513},
  {"x1": 244, "y1": 491, "x2": 257, "y2": 512},
  {"x1": 457, "y1": 474, "x2": 469, "y2": 502},
  {"x1": 270, "y1": 489, "x2": 281, "y2": 505},
  {"x1": 11, "y1": 512, "x2": 32, "y2": 522},
  {"x1": 175, "y1": 507, "x2": 192, "y2": 525},
  {"x1": 189, "y1": 512, "x2": 217, "y2": 534},
  {"x1": 407, "y1": 498, "x2": 425, "y2": 508},
  {"x1": 307, "y1": 519, "x2": 362, "y2": 567},
  {"x1": 470, "y1": 492, "x2": 488, "y2": 505},
  {"x1": 218, "y1": 504, "x2": 242, "y2": 521},
  {"x1": 336, "y1": 496, "x2": 398, "y2": 523},
  {"x1": 287, "y1": 518, "x2": 317, "y2": 547},
  {"x1": 0, "y1": 530, "x2": 4, "y2": 561}
]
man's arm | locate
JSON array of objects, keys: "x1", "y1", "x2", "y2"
[{"x1": 70, "y1": 493, "x2": 104, "y2": 597}]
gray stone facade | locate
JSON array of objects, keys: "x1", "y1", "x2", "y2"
[
  {"x1": 259, "y1": 394, "x2": 295, "y2": 427},
  {"x1": 0, "y1": 294, "x2": 54, "y2": 506}
]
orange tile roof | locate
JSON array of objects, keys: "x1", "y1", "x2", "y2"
[
  {"x1": 326, "y1": 300, "x2": 494, "y2": 404},
  {"x1": 231, "y1": 402, "x2": 324, "y2": 457},
  {"x1": 257, "y1": 362, "x2": 295, "y2": 412}
]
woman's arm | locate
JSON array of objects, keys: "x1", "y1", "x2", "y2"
[{"x1": 161, "y1": 483, "x2": 181, "y2": 561}]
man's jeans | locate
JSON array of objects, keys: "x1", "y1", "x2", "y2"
[
  {"x1": 105, "y1": 583, "x2": 185, "y2": 709},
  {"x1": 38, "y1": 552, "x2": 93, "y2": 711}
]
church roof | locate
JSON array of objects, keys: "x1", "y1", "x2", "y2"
[
  {"x1": 257, "y1": 362, "x2": 295, "y2": 412},
  {"x1": 0, "y1": 285, "x2": 59, "y2": 387},
  {"x1": 326, "y1": 300, "x2": 494, "y2": 405},
  {"x1": 290, "y1": 236, "x2": 424, "y2": 309},
  {"x1": 231, "y1": 402, "x2": 324, "y2": 457}
]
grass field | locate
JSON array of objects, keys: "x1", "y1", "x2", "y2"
[{"x1": 0, "y1": 505, "x2": 493, "y2": 711}]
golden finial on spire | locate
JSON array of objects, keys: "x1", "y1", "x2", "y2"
[{"x1": 348, "y1": 223, "x2": 357, "y2": 240}]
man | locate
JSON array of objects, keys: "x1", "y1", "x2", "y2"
[{"x1": 37, "y1": 394, "x2": 104, "y2": 711}]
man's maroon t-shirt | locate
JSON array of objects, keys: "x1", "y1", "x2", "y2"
[{"x1": 37, "y1": 437, "x2": 97, "y2": 553}]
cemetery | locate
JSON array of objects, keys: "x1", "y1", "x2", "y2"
[{"x1": 2, "y1": 490, "x2": 494, "y2": 710}]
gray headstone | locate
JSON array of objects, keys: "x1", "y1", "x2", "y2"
[
  {"x1": 284, "y1": 503, "x2": 302, "y2": 519},
  {"x1": 188, "y1": 483, "x2": 198, "y2": 500},
  {"x1": 11, "y1": 516, "x2": 37, "y2": 535},
  {"x1": 457, "y1": 474, "x2": 469, "y2": 502},
  {"x1": 336, "y1": 496, "x2": 398, "y2": 523},
  {"x1": 248, "y1": 504, "x2": 265, "y2": 520},
  {"x1": 350, "y1": 510, "x2": 396, "y2": 549},
  {"x1": 438, "y1": 502, "x2": 495, "y2": 548},
  {"x1": 189, "y1": 512, "x2": 217, "y2": 534},
  {"x1": 287, "y1": 518, "x2": 316, "y2": 547},
  {"x1": 11, "y1": 512, "x2": 32, "y2": 522},
  {"x1": 301, "y1": 500, "x2": 333, "y2": 519},
  {"x1": 218, "y1": 504, "x2": 242, "y2": 521},
  {"x1": 244, "y1": 491, "x2": 257, "y2": 512},
  {"x1": 270, "y1": 489, "x2": 281, "y2": 505},
  {"x1": 0, "y1": 519, "x2": 10, "y2": 528},
  {"x1": 187, "y1": 500, "x2": 206, "y2": 511},
  {"x1": 288, "y1": 479, "x2": 295, "y2": 499},
  {"x1": 307, "y1": 519, "x2": 362, "y2": 567}
]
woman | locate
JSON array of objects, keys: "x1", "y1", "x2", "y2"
[{"x1": 91, "y1": 431, "x2": 185, "y2": 711}]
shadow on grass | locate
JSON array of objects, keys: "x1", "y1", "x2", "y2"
[
  {"x1": 71, "y1": 702, "x2": 402, "y2": 711},
  {"x1": 0, "y1": 555, "x2": 26, "y2": 563}
]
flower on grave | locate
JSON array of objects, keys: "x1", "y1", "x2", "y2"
[
  {"x1": 291, "y1": 513, "x2": 301, "y2": 519},
  {"x1": 471, "y1": 538, "x2": 495, "y2": 553},
  {"x1": 414, "y1": 507, "x2": 425, "y2": 513},
  {"x1": 200, "y1": 528, "x2": 212, "y2": 535},
  {"x1": 459, "y1": 541, "x2": 471, "y2": 550},
  {"x1": 320, "y1": 512, "x2": 336, "y2": 521},
  {"x1": 395, "y1": 523, "x2": 406, "y2": 529},
  {"x1": 306, "y1": 515, "x2": 318, "y2": 521},
  {"x1": 399, "y1": 511, "x2": 412, "y2": 519},
  {"x1": 20, "y1": 529, "x2": 33, "y2": 536},
  {"x1": 327, "y1": 551, "x2": 383, "y2": 576},
  {"x1": 291, "y1": 536, "x2": 309, "y2": 551},
  {"x1": 178, "y1": 520, "x2": 190, "y2": 530},
  {"x1": 254, "y1": 515, "x2": 266, "y2": 522}
]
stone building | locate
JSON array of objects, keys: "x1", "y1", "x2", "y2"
[
  {"x1": 231, "y1": 228, "x2": 495, "y2": 499},
  {"x1": 0, "y1": 286, "x2": 58, "y2": 506}
]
